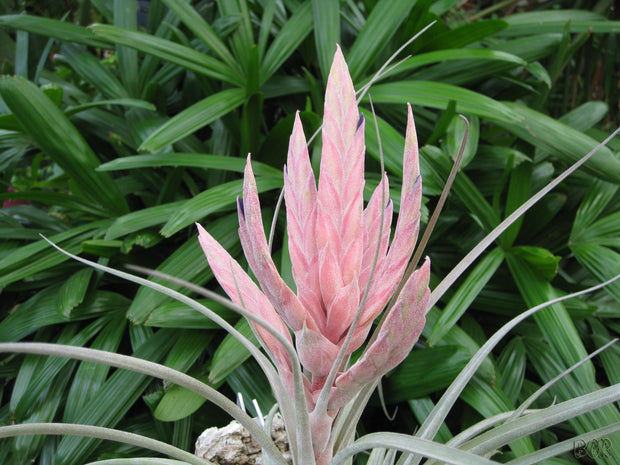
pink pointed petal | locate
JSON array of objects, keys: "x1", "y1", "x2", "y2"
[
  {"x1": 284, "y1": 113, "x2": 324, "y2": 331},
  {"x1": 196, "y1": 222, "x2": 293, "y2": 375},
  {"x1": 328, "y1": 258, "x2": 430, "y2": 409},
  {"x1": 358, "y1": 104, "x2": 422, "y2": 326},
  {"x1": 324, "y1": 278, "x2": 359, "y2": 344},
  {"x1": 383, "y1": 104, "x2": 422, "y2": 280},
  {"x1": 238, "y1": 156, "x2": 319, "y2": 333},
  {"x1": 316, "y1": 45, "x2": 365, "y2": 286},
  {"x1": 308, "y1": 409, "x2": 336, "y2": 465},
  {"x1": 295, "y1": 324, "x2": 340, "y2": 377},
  {"x1": 359, "y1": 174, "x2": 392, "y2": 292}
]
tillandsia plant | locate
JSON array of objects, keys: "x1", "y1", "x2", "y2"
[
  {"x1": 2, "y1": 5, "x2": 620, "y2": 463},
  {"x1": 196, "y1": 46, "x2": 429, "y2": 465}
]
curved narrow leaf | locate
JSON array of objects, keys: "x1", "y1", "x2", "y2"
[
  {"x1": 312, "y1": 0, "x2": 339, "y2": 81},
  {"x1": 367, "y1": 81, "x2": 521, "y2": 123},
  {"x1": 160, "y1": 177, "x2": 282, "y2": 237},
  {"x1": 0, "y1": 14, "x2": 111, "y2": 48},
  {"x1": 497, "y1": 103, "x2": 620, "y2": 184},
  {"x1": 363, "y1": 49, "x2": 527, "y2": 85},
  {"x1": 346, "y1": 0, "x2": 417, "y2": 81},
  {"x1": 571, "y1": 244, "x2": 620, "y2": 304},
  {"x1": 498, "y1": 10, "x2": 620, "y2": 36},
  {"x1": 428, "y1": 248, "x2": 504, "y2": 345},
  {"x1": 98, "y1": 153, "x2": 281, "y2": 178},
  {"x1": 139, "y1": 88, "x2": 247, "y2": 152},
  {"x1": 59, "y1": 43, "x2": 128, "y2": 99},
  {"x1": 90, "y1": 24, "x2": 240, "y2": 85},
  {"x1": 161, "y1": 0, "x2": 239, "y2": 73},
  {"x1": 260, "y1": 2, "x2": 313, "y2": 85}
]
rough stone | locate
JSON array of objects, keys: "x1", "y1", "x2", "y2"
[{"x1": 195, "y1": 413, "x2": 292, "y2": 465}]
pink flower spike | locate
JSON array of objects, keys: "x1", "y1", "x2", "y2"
[
  {"x1": 196, "y1": 46, "x2": 431, "y2": 465},
  {"x1": 316, "y1": 45, "x2": 366, "y2": 343}
]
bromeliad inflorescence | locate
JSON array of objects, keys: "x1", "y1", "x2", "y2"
[{"x1": 197, "y1": 46, "x2": 430, "y2": 465}]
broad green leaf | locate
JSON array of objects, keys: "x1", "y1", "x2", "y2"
[
  {"x1": 571, "y1": 179, "x2": 618, "y2": 241},
  {"x1": 80, "y1": 239, "x2": 123, "y2": 257},
  {"x1": 497, "y1": 103, "x2": 620, "y2": 184},
  {"x1": 589, "y1": 320, "x2": 620, "y2": 386},
  {"x1": 0, "y1": 14, "x2": 111, "y2": 48},
  {"x1": 260, "y1": 1, "x2": 312, "y2": 85},
  {"x1": 505, "y1": 253, "x2": 592, "y2": 381},
  {"x1": 461, "y1": 376, "x2": 535, "y2": 457},
  {"x1": 98, "y1": 153, "x2": 281, "y2": 178},
  {"x1": 163, "y1": 330, "x2": 212, "y2": 373},
  {"x1": 347, "y1": 0, "x2": 417, "y2": 80},
  {"x1": 105, "y1": 202, "x2": 184, "y2": 240},
  {"x1": 154, "y1": 372, "x2": 211, "y2": 421},
  {"x1": 12, "y1": 363, "x2": 75, "y2": 460},
  {"x1": 59, "y1": 43, "x2": 128, "y2": 100},
  {"x1": 571, "y1": 244, "x2": 620, "y2": 304},
  {"x1": 498, "y1": 10, "x2": 620, "y2": 36},
  {"x1": 496, "y1": 337, "x2": 526, "y2": 405},
  {"x1": 160, "y1": 176, "x2": 282, "y2": 237},
  {"x1": 138, "y1": 88, "x2": 247, "y2": 152},
  {"x1": 209, "y1": 318, "x2": 256, "y2": 385},
  {"x1": 423, "y1": 308, "x2": 496, "y2": 383},
  {"x1": 257, "y1": 0, "x2": 276, "y2": 62},
  {"x1": 0, "y1": 190, "x2": 109, "y2": 216},
  {"x1": 66, "y1": 99, "x2": 157, "y2": 117},
  {"x1": 363, "y1": 112, "x2": 444, "y2": 196},
  {"x1": 409, "y1": 35, "x2": 561, "y2": 86},
  {"x1": 429, "y1": 248, "x2": 504, "y2": 346},
  {"x1": 312, "y1": 0, "x2": 339, "y2": 81},
  {"x1": 572, "y1": 212, "x2": 620, "y2": 248},
  {"x1": 145, "y1": 299, "x2": 237, "y2": 329},
  {"x1": 0, "y1": 78, "x2": 129, "y2": 215},
  {"x1": 423, "y1": 146, "x2": 500, "y2": 232},
  {"x1": 367, "y1": 81, "x2": 521, "y2": 123},
  {"x1": 57, "y1": 268, "x2": 94, "y2": 319},
  {"x1": 366, "y1": 49, "x2": 528, "y2": 84},
  {"x1": 10, "y1": 320, "x2": 106, "y2": 420},
  {"x1": 559, "y1": 101, "x2": 608, "y2": 131},
  {"x1": 421, "y1": 19, "x2": 508, "y2": 51},
  {"x1": 113, "y1": 0, "x2": 139, "y2": 96},
  {"x1": 90, "y1": 24, "x2": 241, "y2": 85},
  {"x1": 502, "y1": 162, "x2": 532, "y2": 248},
  {"x1": 385, "y1": 346, "x2": 470, "y2": 402},
  {"x1": 510, "y1": 246, "x2": 560, "y2": 281}
]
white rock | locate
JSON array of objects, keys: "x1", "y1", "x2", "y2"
[{"x1": 195, "y1": 413, "x2": 292, "y2": 465}]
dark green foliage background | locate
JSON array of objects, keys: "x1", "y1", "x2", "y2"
[{"x1": 0, "y1": 1, "x2": 619, "y2": 463}]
